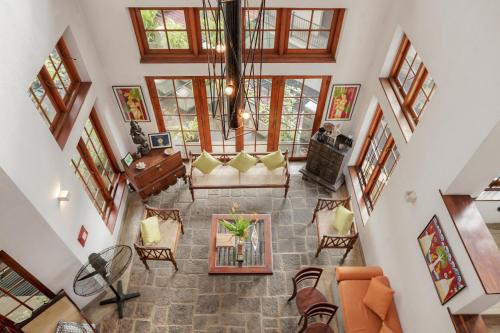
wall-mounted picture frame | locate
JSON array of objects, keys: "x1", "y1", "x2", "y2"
[
  {"x1": 417, "y1": 215, "x2": 466, "y2": 305},
  {"x1": 77, "y1": 225, "x2": 88, "y2": 247},
  {"x1": 122, "y1": 152, "x2": 134, "y2": 167},
  {"x1": 112, "y1": 85, "x2": 150, "y2": 122},
  {"x1": 325, "y1": 84, "x2": 361, "y2": 121},
  {"x1": 149, "y1": 132, "x2": 172, "y2": 149}
]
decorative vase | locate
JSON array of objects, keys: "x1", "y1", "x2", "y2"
[{"x1": 236, "y1": 236, "x2": 245, "y2": 262}]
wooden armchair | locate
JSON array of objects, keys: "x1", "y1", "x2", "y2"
[
  {"x1": 311, "y1": 198, "x2": 358, "y2": 264},
  {"x1": 134, "y1": 205, "x2": 184, "y2": 271}
]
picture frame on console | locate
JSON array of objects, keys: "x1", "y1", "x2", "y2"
[
  {"x1": 148, "y1": 132, "x2": 172, "y2": 149},
  {"x1": 417, "y1": 215, "x2": 466, "y2": 305},
  {"x1": 122, "y1": 152, "x2": 134, "y2": 167},
  {"x1": 112, "y1": 85, "x2": 150, "y2": 122},
  {"x1": 325, "y1": 84, "x2": 361, "y2": 121}
]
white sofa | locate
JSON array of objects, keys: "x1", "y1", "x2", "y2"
[{"x1": 187, "y1": 151, "x2": 290, "y2": 200}]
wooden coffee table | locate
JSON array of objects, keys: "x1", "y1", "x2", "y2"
[{"x1": 209, "y1": 214, "x2": 272, "y2": 275}]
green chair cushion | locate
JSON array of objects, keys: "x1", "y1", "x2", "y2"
[
  {"x1": 332, "y1": 205, "x2": 354, "y2": 235},
  {"x1": 227, "y1": 151, "x2": 258, "y2": 172},
  {"x1": 192, "y1": 151, "x2": 222, "y2": 174},
  {"x1": 140, "y1": 215, "x2": 161, "y2": 246},
  {"x1": 260, "y1": 150, "x2": 286, "y2": 170}
]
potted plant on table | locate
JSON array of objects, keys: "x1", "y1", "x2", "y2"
[{"x1": 219, "y1": 204, "x2": 258, "y2": 262}]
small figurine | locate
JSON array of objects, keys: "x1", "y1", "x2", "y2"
[{"x1": 129, "y1": 121, "x2": 150, "y2": 158}]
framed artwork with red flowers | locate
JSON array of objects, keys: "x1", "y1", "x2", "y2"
[
  {"x1": 418, "y1": 215, "x2": 466, "y2": 305},
  {"x1": 325, "y1": 84, "x2": 361, "y2": 121}
]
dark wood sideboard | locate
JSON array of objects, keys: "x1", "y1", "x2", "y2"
[
  {"x1": 122, "y1": 149, "x2": 186, "y2": 200},
  {"x1": 300, "y1": 134, "x2": 350, "y2": 191}
]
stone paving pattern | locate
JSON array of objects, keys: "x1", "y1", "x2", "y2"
[{"x1": 87, "y1": 171, "x2": 364, "y2": 333}]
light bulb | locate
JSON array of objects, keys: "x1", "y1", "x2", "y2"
[
  {"x1": 241, "y1": 111, "x2": 250, "y2": 120},
  {"x1": 224, "y1": 85, "x2": 234, "y2": 96},
  {"x1": 215, "y1": 44, "x2": 226, "y2": 53}
]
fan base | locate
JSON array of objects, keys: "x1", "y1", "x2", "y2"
[{"x1": 99, "y1": 280, "x2": 140, "y2": 318}]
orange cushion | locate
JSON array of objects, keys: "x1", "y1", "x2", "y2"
[
  {"x1": 363, "y1": 276, "x2": 395, "y2": 320},
  {"x1": 379, "y1": 322, "x2": 395, "y2": 333},
  {"x1": 375, "y1": 277, "x2": 403, "y2": 333},
  {"x1": 338, "y1": 280, "x2": 382, "y2": 332}
]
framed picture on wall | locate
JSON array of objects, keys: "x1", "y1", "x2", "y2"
[
  {"x1": 417, "y1": 215, "x2": 466, "y2": 305},
  {"x1": 325, "y1": 84, "x2": 361, "y2": 121},
  {"x1": 149, "y1": 132, "x2": 172, "y2": 149},
  {"x1": 112, "y1": 85, "x2": 150, "y2": 122}
]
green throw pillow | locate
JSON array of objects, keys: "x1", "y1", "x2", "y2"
[
  {"x1": 260, "y1": 150, "x2": 286, "y2": 170},
  {"x1": 332, "y1": 205, "x2": 354, "y2": 235},
  {"x1": 192, "y1": 151, "x2": 221, "y2": 174},
  {"x1": 227, "y1": 151, "x2": 258, "y2": 172},
  {"x1": 141, "y1": 216, "x2": 161, "y2": 246}
]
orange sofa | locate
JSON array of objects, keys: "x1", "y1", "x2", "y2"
[{"x1": 334, "y1": 266, "x2": 403, "y2": 333}]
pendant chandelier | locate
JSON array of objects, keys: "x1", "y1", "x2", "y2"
[{"x1": 202, "y1": 0, "x2": 267, "y2": 140}]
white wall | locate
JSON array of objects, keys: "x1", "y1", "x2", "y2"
[
  {"x1": 0, "y1": 0, "x2": 131, "y2": 306},
  {"x1": 344, "y1": 0, "x2": 500, "y2": 331}
]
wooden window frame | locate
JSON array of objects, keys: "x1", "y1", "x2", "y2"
[
  {"x1": 146, "y1": 75, "x2": 329, "y2": 160},
  {"x1": 0, "y1": 251, "x2": 55, "y2": 326},
  {"x1": 386, "y1": 35, "x2": 435, "y2": 132},
  {"x1": 28, "y1": 37, "x2": 91, "y2": 149},
  {"x1": 130, "y1": 7, "x2": 345, "y2": 63},
  {"x1": 71, "y1": 110, "x2": 125, "y2": 232},
  {"x1": 354, "y1": 106, "x2": 399, "y2": 212}
]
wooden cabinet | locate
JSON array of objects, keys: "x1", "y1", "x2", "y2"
[
  {"x1": 300, "y1": 134, "x2": 350, "y2": 191},
  {"x1": 123, "y1": 150, "x2": 186, "y2": 200}
]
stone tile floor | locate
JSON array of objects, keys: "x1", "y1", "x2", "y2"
[{"x1": 85, "y1": 165, "x2": 364, "y2": 333}]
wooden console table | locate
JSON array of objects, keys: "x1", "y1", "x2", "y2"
[
  {"x1": 209, "y1": 214, "x2": 272, "y2": 275},
  {"x1": 122, "y1": 150, "x2": 186, "y2": 200}
]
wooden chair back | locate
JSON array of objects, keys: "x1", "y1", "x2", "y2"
[{"x1": 299, "y1": 302, "x2": 338, "y2": 333}]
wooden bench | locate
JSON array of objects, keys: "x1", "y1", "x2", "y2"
[{"x1": 187, "y1": 151, "x2": 290, "y2": 201}]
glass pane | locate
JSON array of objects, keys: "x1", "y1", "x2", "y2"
[
  {"x1": 159, "y1": 98, "x2": 177, "y2": 115},
  {"x1": 288, "y1": 30, "x2": 308, "y2": 49},
  {"x1": 405, "y1": 44, "x2": 417, "y2": 64},
  {"x1": 281, "y1": 115, "x2": 298, "y2": 129},
  {"x1": 49, "y1": 50, "x2": 61, "y2": 68},
  {"x1": 164, "y1": 116, "x2": 181, "y2": 130},
  {"x1": 95, "y1": 191, "x2": 106, "y2": 213},
  {"x1": 258, "y1": 114, "x2": 269, "y2": 130},
  {"x1": 279, "y1": 131, "x2": 295, "y2": 143},
  {"x1": 180, "y1": 116, "x2": 198, "y2": 131},
  {"x1": 200, "y1": 10, "x2": 223, "y2": 30},
  {"x1": 412, "y1": 91, "x2": 427, "y2": 117},
  {"x1": 58, "y1": 65, "x2": 71, "y2": 90},
  {"x1": 201, "y1": 31, "x2": 225, "y2": 49},
  {"x1": 297, "y1": 114, "x2": 314, "y2": 130},
  {"x1": 146, "y1": 31, "x2": 168, "y2": 49},
  {"x1": 6, "y1": 305, "x2": 32, "y2": 323},
  {"x1": 141, "y1": 10, "x2": 164, "y2": 30},
  {"x1": 397, "y1": 61, "x2": 410, "y2": 85},
  {"x1": 403, "y1": 71, "x2": 416, "y2": 93},
  {"x1": 184, "y1": 131, "x2": 200, "y2": 143},
  {"x1": 301, "y1": 98, "x2": 318, "y2": 114},
  {"x1": 294, "y1": 145, "x2": 309, "y2": 157},
  {"x1": 155, "y1": 79, "x2": 175, "y2": 97},
  {"x1": 41, "y1": 99, "x2": 57, "y2": 123},
  {"x1": 422, "y1": 75, "x2": 435, "y2": 96},
  {"x1": 308, "y1": 30, "x2": 329, "y2": 49},
  {"x1": 30, "y1": 79, "x2": 45, "y2": 99},
  {"x1": 174, "y1": 80, "x2": 194, "y2": 97},
  {"x1": 163, "y1": 10, "x2": 186, "y2": 29},
  {"x1": 279, "y1": 144, "x2": 293, "y2": 154},
  {"x1": 284, "y1": 79, "x2": 303, "y2": 97},
  {"x1": 53, "y1": 75, "x2": 65, "y2": 98},
  {"x1": 303, "y1": 79, "x2": 322, "y2": 97},
  {"x1": 312, "y1": 10, "x2": 333, "y2": 30},
  {"x1": 290, "y1": 10, "x2": 312, "y2": 30},
  {"x1": 177, "y1": 98, "x2": 196, "y2": 114},
  {"x1": 282, "y1": 99, "x2": 300, "y2": 114},
  {"x1": 44, "y1": 58, "x2": 57, "y2": 78},
  {"x1": 245, "y1": 31, "x2": 275, "y2": 49},
  {"x1": 167, "y1": 31, "x2": 189, "y2": 49}
]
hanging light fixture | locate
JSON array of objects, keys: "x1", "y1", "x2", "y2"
[{"x1": 202, "y1": 0, "x2": 266, "y2": 140}]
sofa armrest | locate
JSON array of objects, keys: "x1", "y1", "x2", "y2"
[{"x1": 335, "y1": 266, "x2": 383, "y2": 282}]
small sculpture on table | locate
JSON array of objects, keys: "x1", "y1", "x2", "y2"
[{"x1": 130, "y1": 121, "x2": 150, "y2": 158}]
